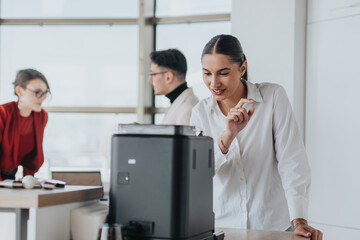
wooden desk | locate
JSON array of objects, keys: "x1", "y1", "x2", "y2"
[
  {"x1": 0, "y1": 185, "x2": 103, "y2": 240},
  {"x1": 220, "y1": 228, "x2": 310, "y2": 240}
]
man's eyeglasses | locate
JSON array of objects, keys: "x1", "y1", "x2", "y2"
[
  {"x1": 148, "y1": 71, "x2": 168, "y2": 78},
  {"x1": 26, "y1": 88, "x2": 50, "y2": 99}
]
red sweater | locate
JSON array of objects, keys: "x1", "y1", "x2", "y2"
[{"x1": 0, "y1": 101, "x2": 48, "y2": 180}]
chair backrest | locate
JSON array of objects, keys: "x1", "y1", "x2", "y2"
[{"x1": 51, "y1": 171, "x2": 102, "y2": 186}]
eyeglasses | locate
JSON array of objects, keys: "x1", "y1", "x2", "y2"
[
  {"x1": 25, "y1": 87, "x2": 50, "y2": 99},
  {"x1": 148, "y1": 71, "x2": 168, "y2": 78}
]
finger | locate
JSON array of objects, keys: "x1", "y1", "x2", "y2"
[
  {"x1": 235, "y1": 98, "x2": 254, "y2": 109},
  {"x1": 230, "y1": 108, "x2": 249, "y2": 122},
  {"x1": 237, "y1": 108, "x2": 249, "y2": 122},
  {"x1": 237, "y1": 112, "x2": 244, "y2": 122},
  {"x1": 229, "y1": 108, "x2": 241, "y2": 115},
  {"x1": 233, "y1": 114, "x2": 239, "y2": 122},
  {"x1": 227, "y1": 113, "x2": 239, "y2": 122},
  {"x1": 229, "y1": 112, "x2": 243, "y2": 122},
  {"x1": 294, "y1": 227, "x2": 311, "y2": 238},
  {"x1": 232, "y1": 112, "x2": 243, "y2": 122},
  {"x1": 312, "y1": 229, "x2": 323, "y2": 240},
  {"x1": 305, "y1": 226, "x2": 322, "y2": 240},
  {"x1": 311, "y1": 230, "x2": 319, "y2": 240},
  {"x1": 235, "y1": 98, "x2": 254, "y2": 108}
]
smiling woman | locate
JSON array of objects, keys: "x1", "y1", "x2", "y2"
[
  {"x1": 0, "y1": 69, "x2": 50, "y2": 181},
  {"x1": 190, "y1": 34, "x2": 323, "y2": 240}
]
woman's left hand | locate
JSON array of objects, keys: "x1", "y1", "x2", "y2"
[
  {"x1": 294, "y1": 221, "x2": 323, "y2": 240},
  {"x1": 225, "y1": 98, "x2": 255, "y2": 136}
]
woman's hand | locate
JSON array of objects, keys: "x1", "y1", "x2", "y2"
[
  {"x1": 293, "y1": 219, "x2": 323, "y2": 240},
  {"x1": 218, "y1": 98, "x2": 255, "y2": 154},
  {"x1": 226, "y1": 98, "x2": 255, "y2": 136}
]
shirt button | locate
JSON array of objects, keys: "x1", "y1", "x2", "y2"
[
  {"x1": 240, "y1": 177, "x2": 244, "y2": 181},
  {"x1": 236, "y1": 162, "x2": 240, "y2": 166}
]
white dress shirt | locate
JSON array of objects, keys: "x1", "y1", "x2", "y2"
[
  {"x1": 190, "y1": 81, "x2": 311, "y2": 230},
  {"x1": 162, "y1": 88, "x2": 199, "y2": 125}
]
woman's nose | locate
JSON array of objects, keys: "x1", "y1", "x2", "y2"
[{"x1": 210, "y1": 76, "x2": 221, "y2": 88}]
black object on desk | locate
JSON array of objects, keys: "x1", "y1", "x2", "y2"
[{"x1": 109, "y1": 124, "x2": 215, "y2": 240}]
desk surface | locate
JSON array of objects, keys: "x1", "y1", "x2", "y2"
[
  {"x1": 0, "y1": 185, "x2": 103, "y2": 208},
  {"x1": 220, "y1": 228, "x2": 309, "y2": 240}
]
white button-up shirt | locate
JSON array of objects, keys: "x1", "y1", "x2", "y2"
[{"x1": 190, "y1": 81, "x2": 311, "y2": 230}]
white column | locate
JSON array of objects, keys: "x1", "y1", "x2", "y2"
[
  {"x1": 231, "y1": 0, "x2": 307, "y2": 138},
  {"x1": 137, "y1": 0, "x2": 155, "y2": 123},
  {"x1": 306, "y1": 0, "x2": 360, "y2": 239}
]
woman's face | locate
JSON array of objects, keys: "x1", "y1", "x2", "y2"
[
  {"x1": 17, "y1": 78, "x2": 49, "y2": 112},
  {"x1": 202, "y1": 53, "x2": 245, "y2": 102}
]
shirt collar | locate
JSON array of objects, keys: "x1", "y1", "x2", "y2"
[{"x1": 245, "y1": 81, "x2": 263, "y2": 103}]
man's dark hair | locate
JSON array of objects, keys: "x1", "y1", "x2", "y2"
[{"x1": 150, "y1": 49, "x2": 187, "y2": 80}]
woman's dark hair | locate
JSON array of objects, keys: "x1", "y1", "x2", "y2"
[
  {"x1": 202, "y1": 34, "x2": 248, "y2": 80},
  {"x1": 13, "y1": 69, "x2": 51, "y2": 96},
  {"x1": 150, "y1": 49, "x2": 187, "y2": 81}
]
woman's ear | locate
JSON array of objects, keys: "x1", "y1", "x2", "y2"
[
  {"x1": 15, "y1": 86, "x2": 23, "y2": 97},
  {"x1": 240, "y1": 60, "x2": 247, "y2": 77}
]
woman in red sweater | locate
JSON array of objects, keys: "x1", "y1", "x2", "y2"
[{"x1": 0, "y1": 69, "x2": 50, "y2": 181}]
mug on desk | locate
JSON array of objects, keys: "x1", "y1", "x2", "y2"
[{"x1": 97, "y1": 223, "x2": 122, "y2": 240}]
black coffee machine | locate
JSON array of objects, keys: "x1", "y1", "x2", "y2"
[{"x1": 108, "y1": 125, "x2": 223, "y2": 240}]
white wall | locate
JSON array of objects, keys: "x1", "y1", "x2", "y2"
[
  {"x1": 232, "y1": 0, "x2": 360, "y2": 239},
  {"x1": 306, "y1": 0, "x2": 360, "y2": 238},
  {"x1": 231, "y1": 0, "x2": 306, "y2": 138}
]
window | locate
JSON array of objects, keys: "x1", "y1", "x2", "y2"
[
  {"x1": 1, "y1": 0, "x2": 139, "y2": 18},
  {"x1": 0, "y1": 0, "x2": 231, "y2": 184},
  {"x1": 0, "y1": 25, "x2": 138, "y2": 107},
  {"x1": 156, "y1": 0, "x2": 231, "y2": 17},
  {"x1": 44, "y1": 113, "x2": 136, "y2": 170},
  {"x1": 155, "y1": 21, "x2": 231, "y2": 111}
]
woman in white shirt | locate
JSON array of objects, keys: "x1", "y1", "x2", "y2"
[{"x1": 190, "y1": 34, "x2": 322, "y2": 240}]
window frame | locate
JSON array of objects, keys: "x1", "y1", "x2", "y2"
[{"x1": 0, "y1": 0, "x2": 230, "y2": 121}]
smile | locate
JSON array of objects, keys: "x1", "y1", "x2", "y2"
[{"x1": 211, "y1": 89, "x2": 226, "y2": 95}]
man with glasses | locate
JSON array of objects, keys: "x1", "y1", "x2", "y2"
[{"x1": 149, "y1": 49, "x2": 198, "y2": 125}]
